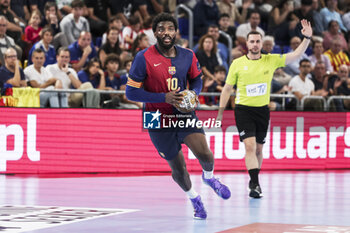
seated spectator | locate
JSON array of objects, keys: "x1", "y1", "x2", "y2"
[
  {"x1": 60, "y1": 0, "x2": 89, "y2": 45},
  {"x1": 324, "y1": 37, "x2": 350, "y2": 72},
  {"x1": 331, "y1": 64, "x2": 350, "y2": 110},
  {"x1": 99, "y1": 27, "x2": 125, "y2": 66},
  {"x1": 196, "y1": 34, "x2": 219, "y2": 82},
  {"x1": 236, "y1": 10, "x2": 265, "y2": 52},
  {"x1": 284, "y1": 36, "x2": 309, "y2": 76},
  {"x1": 267, "y1": 0, "x2": 297, "y2": 46},
  {"x1": 204, "y1": 65, "x2": 227, "y2": 107},
  {"x1": 270, "y1": 79, "x2": 291, "y2": 111},
  {"x1": 218, "y1": 13, "x2": 236, "y2": 49},
  {"x1": 0, "y1": 0, "x2": 22, "y2": 43},
  {"x1": 139, "y1": 16, "x2": 156, "y2": 46},
  {"x1": 41, "y1": 1, "x2": 68, "y2": 49},
  {"x1": 102, "y1": 16, "x2": 124, "y2": 46},
  {"x1": 28, "y1": 0, "x2": 56, "y2": 16},
  {"x1": 0, "y1": 47, "x2": 26, "y2": 87},
  {"x1": 0, "y1": 15, "x2": 22, "y2": 66},
  {"x1": 322, "y1": 20, "x2": 348, "y2": 51},
  {"x1": 24, "y1": 10, "x2": 42, "y2": 45},
  {"x1": 83, "y1": 0, "x2": 108, "y2": 38},
  {"x1": 320, "y1": 0, "x2": 347, "y2": 33},
  {"x1": 104, "y1": 54, "x2": 141, "y2": 109},
  {"x1": 193, "y1": 0, "x2": 220, "y2": 37},
  {"x1": 216, "y1": 0, "x2": 250, "y2": 26},
  {"x1": 77, "y1": 58, "x2": 105, "y2": 90},
  {"x1": 308, "y1": 40, "x2": 333, "y2": 73},
  {"x1": 121, "y1": 15, "x2": 141, "y2": 51},
  {"x1": 68, "y1": 31, "x2": 97, "y2": 72},
  {"x1": 28, "y1": 27, "x2": 56, "y2": 66},
  {"x1": 46, "y1": 47, "x2": 99, "y2": 108},
  {"x1": 24, "y1": 48, "x2": 67, "y2": 108},
  {"x1": 131, "y1": 33, "x2": 149, "y2": 57},
  {"x1": 288, "y1": 59, "x2": 325, "y2": 111},
  {"x1": 311, "y1": 0, "x2": 324, "y2": 36}
]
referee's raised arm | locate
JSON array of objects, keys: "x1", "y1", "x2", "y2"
[{"x1": 285, "y1": 19, "x2": 313, "y2": 65}]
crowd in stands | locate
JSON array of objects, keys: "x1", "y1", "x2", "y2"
[{"x1": 0, "y1": 0, "x2": 350, "y2": 111}]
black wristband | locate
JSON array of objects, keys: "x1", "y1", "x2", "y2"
[{"x1": 304, "y1": 35, "x2": 311, "y2": 40}]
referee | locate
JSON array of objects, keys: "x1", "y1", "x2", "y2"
[{"x1": 217, "y1": 19, "x2": 313, "y2": 198}]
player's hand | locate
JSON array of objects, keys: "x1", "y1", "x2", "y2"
[
  {"x1": 165, "y1": 87, "x2": 184, "y2": 105},
  {"x1": 301, "y1": 19, "x2": 312, "y2": 38}
]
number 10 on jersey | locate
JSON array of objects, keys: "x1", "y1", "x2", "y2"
[{"x1": 166, "y1": 77, "x2": 178, "y2": 91}]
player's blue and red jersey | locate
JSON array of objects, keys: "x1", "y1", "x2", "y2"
[{"x1": 127, "y1": 45, "x2": 202, "y2": 113}]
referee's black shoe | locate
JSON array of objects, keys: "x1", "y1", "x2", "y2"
[{"x1": 249, "y1": 181, "x2": 263, "y2": 198}]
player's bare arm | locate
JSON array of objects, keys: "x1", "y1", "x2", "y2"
[{"x1": 285, "y1": 19, "x2": 312, "y2": 65}]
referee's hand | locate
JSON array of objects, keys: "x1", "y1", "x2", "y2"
[{"x1": 165, "y1": 87, "x2": 184, "y2": 105}]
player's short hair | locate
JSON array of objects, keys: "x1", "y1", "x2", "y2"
[
  {"x1": 214, "y1": 65, "x2": 227, "y2": 73},
  {"x1": 247, "y1": 31, "x2": 263, "y2": 40},
  {"x1": 299, "y1": 58, "x2": 311, "y2": 66},
  {"x1": 152, "y1": 13, "x2": 178, "y2": 32}
]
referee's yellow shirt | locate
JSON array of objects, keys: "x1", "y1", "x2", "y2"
[{"x1": 226, "y1": 54, "x2": 286, "y2": 107}]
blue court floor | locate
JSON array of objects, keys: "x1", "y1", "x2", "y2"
[{"x1": 0, "y1": 170, "x2": 349, "y2": 233}]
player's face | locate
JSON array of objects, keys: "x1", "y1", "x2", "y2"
[
  {"x1": 155, "y1": 21, "x2": 176, "y2": 50},
  {"x1": 246, "y1": 34, "x2": 262, "y2": 55}
]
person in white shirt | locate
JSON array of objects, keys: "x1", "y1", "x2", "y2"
[
  {"x1": 236, "y1": 10, "x2": 265, "y2": 45},
  {"x1": 24, "y1": 48, "x2": 68, "y2": 108},
  {"x1": 46, "y1": 47, "x2": 100, "y2": 108},
  {"x1": 59, "y1": 0, "x2": 90, "y2": 45}
]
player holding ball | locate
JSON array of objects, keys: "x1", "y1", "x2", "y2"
[{"x1": 126, "y1": 13, "x2": 230, "y2": 220}]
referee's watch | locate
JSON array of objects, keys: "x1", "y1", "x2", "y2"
[{"x1": 304, "y1": 35, "x2": 311, "y2": 40}]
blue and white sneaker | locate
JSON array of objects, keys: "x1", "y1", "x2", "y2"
[
  {"x1": 202, "y1": 174, "x2": 231, "y2": 200},
  {"x1": 190, "y1": 195, "x2": 207, "y2": 220}
]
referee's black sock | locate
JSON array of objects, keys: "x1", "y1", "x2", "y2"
[{"x1": 248, "y1": 168, "x2": 260, "y2": 186}]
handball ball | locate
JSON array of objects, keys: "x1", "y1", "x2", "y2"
[{"x1": 175, "y1": 90, "x2": 197, "y2": 113}]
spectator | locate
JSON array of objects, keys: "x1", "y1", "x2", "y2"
[
  {"x1": 320, "y1": 0, "x2": 347, "y2": 33},
  {"x1": 24, "y1": 10, "x2": 42, "y2": 45},
  {"x1": 11, "y1": 0, "x2": 30, "y2": 22},
  {"x1": 104, "y1": 54, "x2": 141, "y2": 109},
  {"x1": 308, "y1": 40, "x2": 333, "y2": 73},
  {"x1": 60, "y1": 0, "x2": 89, "y2": 45},
  {"x1": 193, "y1": 0, "x2": 220, "y2": 37},
  {"x1": 133, "y1": 0, "x2": 163, "y2": 21},
  {"x1": 196, "y1": 34, "x2": 219, "y2": 81},
  {"x1": 311, "y1": 0, "x2": 325, "y2": 36},
  {"x1": 291, "y1": 0, "x2": 314, "y2": 38},
  {"x1": 0, "y1": 47, "x2": 26, "y2": 87},
  {"x1": 28, "y1": 27, "x2": 56, "y2": 66},
  {"x1": 139, "y1": 16, "x2": 156, "y2": 46},
  {"x1": 77, "y1": 57, "x2": 105, "y2": 90},
  {"x1": 131, "y1": 33, "x2": 149, "y2": 57},
  {"x1": 283, "y1": 36, "x2": 309, "y2": 76},
  {"x1": 288, "y1": 59, "x2": 324, "y2": 111},
  {"x1": 236, "y1": 10, "x2": 265, "y2": 47},
  {"x1": 40, "y1": 2, "x2": 68, "y2": 49},
  {"x1": 216, "y1": 0, "x2": 251, "y2": 26},
  {"x1": 267, "y1": 0, "x2": 297, "y2": 46},
  {"x1": 322, "y1": 20, "x2": 348, "y2": 51},
  {"x1": 46, "y1": 47, "x2": 99, "y2": 107},
  {"x1": 28, "y1": 0, "x2": 56, "y2": 16},
  {"x1": 217, "y1": 13, "x2": 236, "y2": 49},
  {"x1": 108, "y1": 0, "x2": 132, "y2": 27},
  {"x1": 0, "y1": 15, "x2": 22, "y2": 66},
  {"x1": 83, "y1": 0, "x2": 108, "y2": 38},
  {"x1": 102, "y1": 16, "x2": 123, "y2": 46},
  {"x1": 0, "y1": 0, "x2": 22, "y2": 42},
  {"x1": 121, "y1": 15, "x2": 141, "y2": 51},
  {"x1": 205, "y1": 65, "x2": 228, "y2": 107},
  {"x1": 99, "y1": 27, "x2": 125, "y2": 66},
  {"x1": 332, "y1": 64, "x2": 350, "y2": 110},
  {"x1": 68, "y1": 31, "x2": 97, "y2": 72},
  {"x1": 324, "y1": 37, "x2": 350, "y2": 72},
  {"x1": 24, "y1": 48, "x2": 67, "y2": 108}
]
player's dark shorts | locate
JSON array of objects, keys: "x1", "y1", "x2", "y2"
[
  {"x1": 234, "y1": 104, "x2": 270, "y2": 144},
  {"x1": 148, "y1": 114, "x2": 205, "y2": 160}
]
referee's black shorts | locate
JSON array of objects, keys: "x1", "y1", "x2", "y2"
[{"x1": 234, "y1": 104, "x2": 270, "y2": 144}]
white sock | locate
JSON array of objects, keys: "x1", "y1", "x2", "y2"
[
  {"x1": 203, "y1": 170, "x2": 214, "y2": 179},
  {"x1": 186, "y1": 187, "x2": 199, "y2": 199}
]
